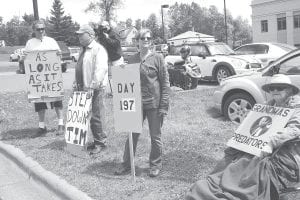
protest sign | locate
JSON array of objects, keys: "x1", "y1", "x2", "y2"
[
  {"x1": 65, "y1": 91, "x2": 92, "y2": 157},
  {"x1": 24, "y1": 50, "x2": 64, "y2": 102},
  {"x1": 111, "y1": 63, "x2": 142, "y2": 133},
  {"x1": 227, "y1": 103, "x2": 295, "y2": 157}
]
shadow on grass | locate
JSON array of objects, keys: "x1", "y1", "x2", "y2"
[
  {"x1": 0, "y1": 128, "x2": 37, "y2": 140},
  {"x1": 161, "y1": 150, "x2": 218, "y2": 183},
  {"x1": 39, "y1": 139, "x2": 66, "y2": 151},
  {"x1": 206, "y1": 106, "x2": 226, "y2": 120},
  {"x1": 83, "y1": 160, "x2": 148, "y2": 178}
]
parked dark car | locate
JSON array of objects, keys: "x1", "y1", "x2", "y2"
[
  {"x1": 122, "y1": 46, "x2": 139, "y2": 63},
  {"x1": 57, "y1": 41, "x2": 71, "y2": 72}
]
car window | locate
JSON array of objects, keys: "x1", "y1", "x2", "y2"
[
  {"x1": 278, "y1": 54, "x2": 300, "y2": 75},
  {"x1": 235, "y1": 44, "x2": 268, "y2": 54},
  {"x1": 191, "y1": 45, "x2": 209, "y2": 56},
  {"x1": 207, "y1": 43, "x2": 234, "y2": 55}
]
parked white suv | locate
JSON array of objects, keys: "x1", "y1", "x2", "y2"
[
  {"x1": 213, "y1": 48, "x2": 300, "y2": 124},
  {"x1": 165, "y1": 42, "x2": 262, "y2": 84}
]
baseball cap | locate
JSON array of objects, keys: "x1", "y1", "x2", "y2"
[{"x1": 76, "y1": 24, "x2": 95, "y2": 36}]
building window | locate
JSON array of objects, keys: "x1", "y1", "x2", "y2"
[
  {"x1": 294, "y1": 15, "x2": 300, "y2": 28},
  {"x1": 277, "y1": 17, "x2": 286, "y2": 30},
  {"x1": 261, "y1": 20, "x2": 268, "y2": 32}
]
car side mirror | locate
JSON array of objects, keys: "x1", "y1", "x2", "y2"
[{"x1": 272, "y1": 64, "x2": 280, "y2": 74}]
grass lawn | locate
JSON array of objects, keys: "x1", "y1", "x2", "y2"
[{"x1": 0, "y1": 88, "x2": 238, "y2": 200}]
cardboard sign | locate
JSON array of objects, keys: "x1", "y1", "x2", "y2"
[
  {"x1": 24, "y1": 50, "x2": 64, "y2": 102},
  {"x1": 227, "y1": 103, "x2": 295, "y2": 157},
  {"x1": 65, "y1": 92, "x2": 92, "y2": 156},
  {"x1": 111, "y1": 63, "x2": 142, "y2": 133}
]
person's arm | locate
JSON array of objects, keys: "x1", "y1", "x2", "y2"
[
  {"x1": 157, "y1": 54, "x2": 170, "y2": 115},
  {"x1": 90, "y1": 45, "x2": 108, "y2": 89},
  {"x1": 264, "y1": 96, "x2": 300, "y2": 152},
  {"x1": 105, "y1": 31, "x2": 121, "y2": 49}
]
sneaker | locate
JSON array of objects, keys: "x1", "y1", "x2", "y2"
[
  {"x1": 89, "y1": 144, "x2": 107, "y2": 155},
  {"x1": 148, "y1": 168, "x2": 160, "y2": 177},
  {"x1": 31, "y1": 127, "x2": 47, "y2": 138},
  {"x1": 56, "y1": 125, "x2": 65, "y2": 136}
]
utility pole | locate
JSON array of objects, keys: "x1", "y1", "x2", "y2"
[
  {"x1": 161, "y1": 4, "x2": 169, "y2": 43},
  {"x1": 224, "y1": 0, "x2": 228, "y2": 44},
  {"x1": 32, "y1": 0, "x2": 39, "y2": 20}
]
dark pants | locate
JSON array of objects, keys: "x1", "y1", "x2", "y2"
[
  {"x1": 122, "y1": 108, "x2": 163, "y2": 169},
  {"x1": 90, "y1": 89, "x2": 107, "y2": 146},
  {"x1": 34, "y1": 101, "x2": 63, "y2": 112}
]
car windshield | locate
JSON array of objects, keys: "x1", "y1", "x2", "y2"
[
  {"x1": 273, "y1": 43, "x2": 297, "y2": 52},
  {"x1": 207, "y1": 43, "x2": 234, "y2": 55}
]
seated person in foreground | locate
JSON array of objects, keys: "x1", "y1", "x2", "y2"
[{"x1": 186, "y1": 74, "x2": 300, "y2": 200}]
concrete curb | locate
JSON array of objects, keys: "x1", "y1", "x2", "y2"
[{"x1": 0, "y1": 141, "x2": 94, "y2": 200}]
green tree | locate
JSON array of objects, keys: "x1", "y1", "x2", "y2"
[
  {"x1": 125, "y1": 18, "x2": 132, "y2": 28},
  {"x1": 145, "y1": 13, "x2": 162, "y2": 44},
  {"x1": 47, "y1": 0, "x2": 79, "y2": 45},
  {"x1": 135, "y1": 19, "x2": 142, "y2": 30},
  {"x1": 85, "y1": 0, "x2": 123, "y2": 22}
]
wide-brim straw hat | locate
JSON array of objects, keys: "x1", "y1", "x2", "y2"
[{"x1": 262, "y1": 74, "x2": 299, "y2": 95}]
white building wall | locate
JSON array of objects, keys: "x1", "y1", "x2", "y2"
[{"x1": 251, "y1": 0, "x2": 300, "y2": 46}]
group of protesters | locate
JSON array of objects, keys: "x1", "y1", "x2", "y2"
[
  {"x1": 24, "y1": 20, "x2": 170, "y2": 178},
  {"x1": 23, "y1": 19, "x2": 300, "y2": 199}
]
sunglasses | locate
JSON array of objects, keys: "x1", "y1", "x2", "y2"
[
  {"x1": 268, "y1": 86, "x2": 287, "y2": 92},
  {"x1": 140, "y1": 37, "x2": 152, "y2": 41},
  {"x1": 36, "y1": 28, "x2": 45, "y2": 31}
]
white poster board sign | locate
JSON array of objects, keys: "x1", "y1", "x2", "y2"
[
  {"x1": 227, "y1": 104, "x2": 295, "y2": 157},
  {"x1": 24, "y1": 50, "x2": 64, "y2": 102},
  {"x1": 65, "y1": 92, "x2": 92, "y2": 147},
  {"x1": 111, "y1": 63, "x2": 142, "y2": 133}
]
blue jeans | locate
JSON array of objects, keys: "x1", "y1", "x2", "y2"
[
  {"x1": 90, "y1": 89, "x2": 107, "y2": 146},
  {"x1": 122, "y1": 108, "x2": 163, "y2": 169}
]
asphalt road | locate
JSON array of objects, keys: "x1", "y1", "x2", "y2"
[
  {"x1": 0, "y1": 69, "x2": 74, "y2": 93},
  {"x1": 0, "y1": 61, "x2": 217, "y2": 93},
  {"x1": 0, "y1": 60, "x2": 75, "y2": 93}
]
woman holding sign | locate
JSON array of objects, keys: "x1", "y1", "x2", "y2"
[
  {"x1": 115, "y1": 29, "x2": 170, "y2": 177},
  {"x1": 186, "y1": 74, "x2": 300, "y2": 200}
]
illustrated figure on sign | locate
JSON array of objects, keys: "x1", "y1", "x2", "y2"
[{"x1": 250, "y1": 116, "x2": 272, "y2": 137}]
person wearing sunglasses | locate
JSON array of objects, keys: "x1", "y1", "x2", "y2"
[
  {"x1": 23, "y1": 20, "x2": 64, "y2": 138},
  {"x1": 115, "y1": 28, "x2": 170, "y2": 177},
  {"x1": 186, "y1": 74, "x2": 300, "y2": 200}
]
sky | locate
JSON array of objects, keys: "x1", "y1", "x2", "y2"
[{"x1": 0, "y1": 0, "x2": 253, "y2": 25}]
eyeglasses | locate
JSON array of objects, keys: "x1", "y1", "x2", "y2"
[
  {"x1": 140, "y1": 37, "x2": 152, "y2": 41},
  {"x1": 269, "y1": 86, "x2": 287, "y2": 92},
  {"x1": 36, "y1": 28, "x2": 45, "y2": 31}
]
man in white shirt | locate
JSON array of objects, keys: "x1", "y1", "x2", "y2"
[
  {"x1": 24, "y1": 20, "x2": 64, "y2": 138},
  {"x1": 74, "y1": 24, "x2": 108, "y2": 155}
]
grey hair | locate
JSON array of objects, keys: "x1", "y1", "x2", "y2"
[{"x1": 32, "y1": 20, "x2": 45, "y2": 30}]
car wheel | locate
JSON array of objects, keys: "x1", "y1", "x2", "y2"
[
  {"x1": 223, "y1": 93, "x2": 255, "y2": 124},
  {"x1": 216, "y1": 66, "x2": 231, "y2": 84}
]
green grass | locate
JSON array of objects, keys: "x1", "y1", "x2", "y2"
[{"x1": 0, "y1": 88, "x2": 238, "y2": 200}]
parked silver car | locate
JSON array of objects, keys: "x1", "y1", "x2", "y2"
[
  {"x1": 165, "y1": 42, "x2": 262, "y2": 84},
  {"x1": 234, "y1": 42, "x2": 296, "y2": 67},
  {"x1": 213, "y1": 48, "x2": 300, "y2": 124}
]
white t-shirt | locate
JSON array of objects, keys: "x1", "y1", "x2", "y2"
[{"x1": 25, "y1": 36, "x2": 60, "y2": 51}]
